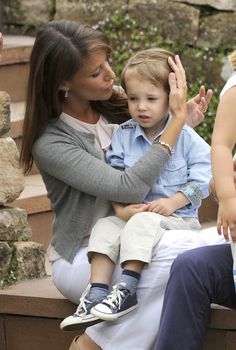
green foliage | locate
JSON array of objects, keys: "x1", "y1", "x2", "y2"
[{"x1": 0, "y1": 244, "x2": 17, "y2": 289}]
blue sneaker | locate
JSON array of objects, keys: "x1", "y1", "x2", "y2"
[
  {"x1": 91, "y1": 282, "x2": 138, "y2": 321},
  {"x1": 60, "y1": 284, "x2": 103, "y2": 331}
]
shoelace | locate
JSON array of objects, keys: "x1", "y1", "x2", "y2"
[
  {"x1": 74, "y1": 284, "x2": 92, "y2": 317},
  {"x1": 104, "y1": 284, "x2": 127, "y2": 310}
]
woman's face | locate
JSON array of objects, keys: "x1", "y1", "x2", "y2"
[{"x1": 67, "y1": 50, "x2": 116, "y2": 102}]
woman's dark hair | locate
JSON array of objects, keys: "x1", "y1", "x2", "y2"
[{"x1": 20, "y1": 20, "x2": 129, "y2": 173}]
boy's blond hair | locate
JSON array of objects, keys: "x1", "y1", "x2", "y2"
[
  {"x1": 121, "y1": 48, "x2": 175, "y2": 93},
  {"x1": 228, "y1": 50, "x2": 236, "y2": 70}
]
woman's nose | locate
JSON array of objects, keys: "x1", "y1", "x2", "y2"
[{"x1": 104, "y1": 62, "x2": 116, "y2": 81}]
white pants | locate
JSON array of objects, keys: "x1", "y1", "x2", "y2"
[{"x1": 52, "y1": 227, "x2": 226, "y2": 350}]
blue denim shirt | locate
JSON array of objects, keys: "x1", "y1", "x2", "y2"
[{"x1": 106, "y1": 116, "x2": 211, "y2": 218}]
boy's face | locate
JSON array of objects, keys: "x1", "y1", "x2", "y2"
[{"x1": 125, "y1": 70, "x2": 169, "y2": 140}]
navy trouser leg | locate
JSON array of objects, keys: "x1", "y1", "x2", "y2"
[{"x1": 155, "y1": 244, "x2": 236, "y2": 350}]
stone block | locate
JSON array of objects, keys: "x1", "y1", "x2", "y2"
[
  {"x1": 0, "y1": 91, "x2": 10, "y2": 137},
  {"x1": 0, "y1": 207, "x2": 32, "y2": 241},
  {"x1": 175, "y1": 0, "x2": 236, "y2": 11},
  {"x1": 0, "y1": 242, "x2": 12, "y2": 281},
  {"x1": 197, "y1": 12, "x2": 236, "y2": 49},
  {"x1": 128, "y1": 0, "x2": 200, "y2": 46},
  {"x1": 3, "y1": 0, "x2": 53, "y2": 26},
  {"x1": 13, "y1": 241, "x2": 46, "y2": 281},
  {"x1": 55, "y1": 0, "x2": 127, "y2": 24},
  {"x1": 0, "y1": 137, "x2": 25, "y2": 204}
]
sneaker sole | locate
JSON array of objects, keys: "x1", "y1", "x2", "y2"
[
  {"x1": 60, "y1": 316, "x2": 103, "y2": 331},
  {"x1": 91, "y1": 304, "x2": 138, "y2": 321}
]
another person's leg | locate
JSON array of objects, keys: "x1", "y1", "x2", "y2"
[
  {"x1": 231, "y1": 242, "x2": 236, "y2": 290},
  {"x1": 156, "y1": 244, "x2": 236, "y2": 350}
]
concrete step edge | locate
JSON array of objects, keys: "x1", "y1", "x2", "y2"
[
  {"x1": 9, "y1": 174, "x2": 50, "y2": 214},
  {"x1": 1, "y1": 35, "x2": 35, "y2": 66}
]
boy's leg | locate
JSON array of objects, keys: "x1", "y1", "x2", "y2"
[
  {"x1": 156, "y1": 244, "x2": 236, "y2": 350},
  {"x1": 91, "y1": 212, "x2": 167, "y2": 321},
  {"x1": 120, "y1": 212, "x2": 167, "y2": 265},
  {"x1": 61, "y1": 216, "x2": 125, "y2": 331},
  {"x1": 60, "y1": 253, "x2": 112, "y2": 332},
  {"x1": 88, "y1": 216, "x2": 126, "y2": 264}
]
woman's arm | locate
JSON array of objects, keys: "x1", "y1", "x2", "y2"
[{"x1": 33, "y1": 55, "x2": 187, "y2": 204}]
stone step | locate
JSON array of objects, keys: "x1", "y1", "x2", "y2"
[
  {"x1": 0, "y1": 276, "x2": 80, "y2": 350},
  {"x1": 0, "y1": 274, "x2": 235, "y2": 350},
  {"x1": 9, "y1": 173, "x2": 53, "y2": 251},
  {"x1": 7, "y1": 100, "x2": 25, "y2": 140},
  {"x1": 5, "y1": 100, "x2": 39, "y2": 174},
  {"x1": 0, "y1": 35, "x2": 35, "y2": 102}
]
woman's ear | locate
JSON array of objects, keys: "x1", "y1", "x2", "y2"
[{"x1": 59, "y1": 81, "x2": 70, "y2": 94}]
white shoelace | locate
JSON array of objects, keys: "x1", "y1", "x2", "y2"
[
  {"x1": 104, "y1": 283, "x2": 127, "y2": 310},
  {"x1": 74, "y1": 283, "x2": 92, "y2": 317}
]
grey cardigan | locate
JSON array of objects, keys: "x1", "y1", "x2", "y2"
[{"x1": 32, "y1": 119, "x2": 169, "y2": 263}]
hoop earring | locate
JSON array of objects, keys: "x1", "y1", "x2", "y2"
[{"x1": 65, "y1": 90, "x2": 69, "y2": 98}]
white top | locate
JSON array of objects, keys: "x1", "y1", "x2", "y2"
[{"x1": 220, "y1": 72, "x2": 236, "y2": 98}]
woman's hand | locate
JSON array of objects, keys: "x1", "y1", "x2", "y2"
[
  {"x1": 186, "y1": 86, "x2": 213, "y2": 128},
  {"x1": 168, "y1": 55, "x2": 188, "y2": 121},
  {"x1": 112, "y1": 202, "x2": 149, "y2": 222}
]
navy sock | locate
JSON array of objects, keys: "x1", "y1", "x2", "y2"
[
  {"x1": 120, "y1": 269, "x2": 141, "y2": 295},
  {"x1": 88, "y1": 283, "x2": 109, "y2": 302}
]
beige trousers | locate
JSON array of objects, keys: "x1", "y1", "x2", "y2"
[{"x1": 88, "y1": 212, "x2": 200, "y2": 266}]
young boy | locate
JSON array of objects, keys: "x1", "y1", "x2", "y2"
[{"x1": 60, "y1": 48, "x2": 211, "y2": 331}]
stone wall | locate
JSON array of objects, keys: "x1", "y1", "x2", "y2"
[
  {"x1": 0, "y1": 92, "x2": 46, "y2": 287},
  {"x1": 2, "y1": 0, "x2": 235, "y2": 92}
]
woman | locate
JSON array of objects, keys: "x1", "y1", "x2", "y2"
[{"x1": 20, "y1": 20, "x2": 212, "y2": 350}]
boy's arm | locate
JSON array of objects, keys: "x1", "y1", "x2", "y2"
[
  {"x1": 147, "y1": 192, "x2": 190, "y2": 216},
  {"x1": 148, "y1": 128, "x2": 212, "y2": 216},
  {"x1": 181, "y1": 128, "x2": 212, "y2": 206}
]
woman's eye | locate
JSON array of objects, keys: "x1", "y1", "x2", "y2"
[{"x1": 91, "y1": 69, "x2": 101, "y2": 78}]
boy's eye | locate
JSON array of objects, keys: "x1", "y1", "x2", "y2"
[
  {"x1": 148, "y1": 97, "x2": 157, "y2": 101},
  {"x1": 128, "y1": 96, "x2": 137, "y2": 101}
]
